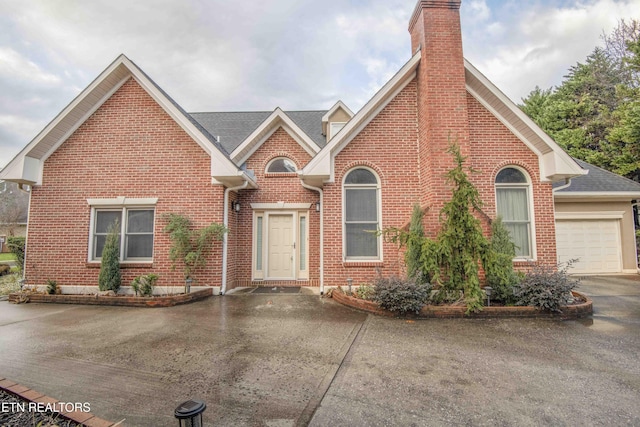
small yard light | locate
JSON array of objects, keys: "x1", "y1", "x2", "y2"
[
  {"x1": 185, "y1": 277, "x2": 193, "y2": 294},
  {"x1": 174, "y1": 399, "x2": 206, "y2": 427},
  {"x1": 484, "y1": 286, "x2": 493, "y2": 307},
  {"x1": 347, "y1": 277, "x2": 353, "y2": 294}
]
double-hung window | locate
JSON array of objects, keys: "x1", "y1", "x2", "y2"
[
  {"x1": 89, "y1": 198, "x2": 157, "y2": 262},
  {"x1": 343, "y1": 168, "x2": 381, "y2": 260},
  {"x1": 495, "y1": 167, "x2": 533, "y2": 259}
]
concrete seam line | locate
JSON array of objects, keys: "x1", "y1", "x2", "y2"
[{"x1": 295, "y1": 314, "x2": 372, "y2": 426}]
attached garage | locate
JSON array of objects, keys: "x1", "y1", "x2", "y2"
[
  {"x1": 555, "y1": 218, "x2": 622, "y2": 274},
  {"x1": 554, "y1": 159, "x2": 640, "y2": 275}
]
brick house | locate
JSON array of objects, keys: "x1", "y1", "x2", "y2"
[{"x1": 1, "y1": 0, "x2": 638, "y2": 294}]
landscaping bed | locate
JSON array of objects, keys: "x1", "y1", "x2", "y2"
[
  {"x1": 8, "y1": 288, "x2": 213, "y2": 307},
  {"x1": 331, "y1": 286, "x2": 593, "y2": 319}
]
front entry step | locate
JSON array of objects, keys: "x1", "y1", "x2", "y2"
[{"x1": 251, "y1": 287, "x2": 301, "y2": 294}]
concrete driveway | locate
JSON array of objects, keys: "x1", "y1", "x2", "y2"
[{"x1": 0, "y1": 276, "x2": 639, "y2": 426}]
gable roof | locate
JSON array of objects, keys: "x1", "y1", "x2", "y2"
[
  {"x1": 302, "y1": 50, "x2": 422, "y2": 185},
  {"x1": 191, "y1": 110, "x2": 327, "y2": 156},
  {"x1": 302, "y1": 51, "x2": 586, "y2": 186},
  {"x1": 0, "y1": 54, "x2": 255, "y2": 188},
  {"x1": 226, "y1": 108, "x2": 322, "y2": 164},
  {"x1": 554, "y1": 159, "x2": 640, "y2": 199},
  {"x1": 464, "y1": 60, "x2": 585, "y2": 182}
]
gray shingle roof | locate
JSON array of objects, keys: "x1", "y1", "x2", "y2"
[
  {"x1": 190, "y1": 110, "x2": 328, "y2": 155},
  {"x1": 554, "y1": 159, "x2": 640, "y2": 194}
]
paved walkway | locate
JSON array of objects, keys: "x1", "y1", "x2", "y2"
[{"x1": 0, "y1": 276, "x2": 639, "y2": 426}]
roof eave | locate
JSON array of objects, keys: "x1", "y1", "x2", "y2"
[
  {"x1": 304, "y1": 51, "x2": 422, "y2": 180},
  {"x1": 554, "y1": 191, "x2": 640, "y2": 201},
  {"x1": 464, "y1": 59, "x2": 586, "y2": 182}
]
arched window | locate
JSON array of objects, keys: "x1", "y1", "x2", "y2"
[
  {"x1": 495, "y1": 167, "x2": 533, "y2": 258},
  {"x1": 266, "y1": 157, "x2": 297, "y2": 173},
  {"x1": 343, "y1": 168, "x2": 381, "y2": 260}
]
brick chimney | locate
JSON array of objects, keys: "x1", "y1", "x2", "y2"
[{"x1": 409, "y1": 0, "x2": 470, "y2": 217}]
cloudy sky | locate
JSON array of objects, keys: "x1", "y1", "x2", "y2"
[{"x1": 1, "y1": 0, "x2": 639, "y2": 168}]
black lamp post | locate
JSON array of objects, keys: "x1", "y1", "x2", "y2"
[
  {"x1": 185, "y1": 277, "x2": 193, "y2": 294},
  {"x1": 175, "y1": 400, "x2": 206, "y2": 427}
]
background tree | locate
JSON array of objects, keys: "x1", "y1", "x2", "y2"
[
  {"x1": 0, "y1": 182, "x2": 29, "y2": 237},
  {"x1": 520, "y1": 19, "x2": 640, "y2": 182}
]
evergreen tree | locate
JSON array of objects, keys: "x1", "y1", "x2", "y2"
[
  {"x1": 405, "y1": 204, "x2": 427, "y2": 283},
  {"x1": 431, "y1": 143, "x2": 489, "y2": 313},
  {"x1": 98, "y1": 221, "x2": 121, "y2": 292}
]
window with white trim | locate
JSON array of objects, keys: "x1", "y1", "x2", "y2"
[
  {"x1": 343, "y1": 168, "x2": 381, "y2": 260},
  {"x1": 266, "y1": 157, "x2": 297, "y2": 173},
  {"x1": 90, "y1": 203, "x2": 155, "y2": 262},
  {"x1": 495, "y1": 167, "x2": 533, "y2": 258}
]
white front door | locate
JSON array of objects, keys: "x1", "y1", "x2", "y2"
[{"x1": 267, "y1": 214, "x2": 295, "y2": 279}]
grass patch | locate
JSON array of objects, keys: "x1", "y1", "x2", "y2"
[
  {"x1": 0, "y1": 273, "x2": 21, "y2": 296},
  {"x1": 0, "y1": 253, "x2": 16, "y2": 262}
]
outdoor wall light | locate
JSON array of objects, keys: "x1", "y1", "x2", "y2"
[
  {"x1": 174, "y1": 400, "x2": 206, "y2": 427},
  {"x1": 315, "y1": 201, "x2": 320, "y2": 212},
  {"x1": 232, "y1": 201, "x2": 240, "y2": 212},
  {"x1": 185, "y1": 277, "x2": 193, "y2": 294},
  {"x1": 484, "y1": 286, "x2": 493, "y2": 307}
]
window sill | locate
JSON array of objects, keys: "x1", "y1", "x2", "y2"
[
  {"x1": 343, "y1": 261, "x2": 384, "y2": 268},
  {"x1": 86, "y1": 262, "x2": 154, "y2": 269}
]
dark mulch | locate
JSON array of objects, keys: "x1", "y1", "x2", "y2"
[{"x1": 0, "y1": 389, "x2": 80, "y2": 427}]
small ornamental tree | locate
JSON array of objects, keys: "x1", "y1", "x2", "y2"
[
  {"x1": 485, "y1": 216, "x2": 521, "y2": 304},
  {"x1": 163, "y1": 213, "x2": 227, "y2": 280},
  {"x1": 98, "y1": 221, "x2": 121, "y2": 292},
  {"x1": 405, "y1": 204, "x2": 428, "y2": 284},
  {"x1": 430, "y1": 143, "x2": 489, "y2": 313}
]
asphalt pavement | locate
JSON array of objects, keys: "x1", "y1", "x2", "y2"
[{"x1": 0, "y1": 276, "x2": 638, "y2": 426}]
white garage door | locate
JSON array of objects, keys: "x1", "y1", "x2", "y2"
[{"x1": 555, "y1": 219, "x2": 622, "y2": 273}]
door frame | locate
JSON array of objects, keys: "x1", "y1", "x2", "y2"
[{"x1": 252, "y1": 207, "x2": 310, "y2": 281}]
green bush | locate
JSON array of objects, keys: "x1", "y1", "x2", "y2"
[
  {"x1": 46, "y1": 279, "x2": 58, "y2": 295},
  {"x1": 98, "y1": 221, "x2": 121, "y2": 292},
  {"x1": 514, "y1": 261, "x2": 580, "y2": 312},
  {"x1": 355, "y1": 284, "x2": 375, "y2": 300},
  {"x1": 7, "y1": 236, "x2": 25, "y2": 272},
  {"x1": 374, "y1": 276, "x2": 431, "y2": 315},
  {"x1": 485, "y1": 217, "x2": 521, "y2": 304},
  {"x1": 131, "y1": 273, "x2": 159, "y2": 297}
]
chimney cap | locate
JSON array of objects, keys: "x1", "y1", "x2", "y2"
[{"x1": 409, "y1": 0, "x2": 462, "y2": 32}]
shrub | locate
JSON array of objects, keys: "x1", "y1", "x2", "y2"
[
  {"x1": 131, "y1": 273, "x2": 159, "y2": 297},
  {"x1": 355, "y1": 284, "x2": 375, "y2": 300},
  {"x1": 46, "y1": 279, "x2": 58, "y2": 295},
  {"x1": 98, "y1": 221, "x2": 121, "y2": 292},
  {"x1": 374, "y1": 276, "x2": 431, "y2": 315},
  {"x1": 163, "y1": 213, "x2": 227, "y2": 279},
  {"x1": 405, "y1": 204, "x2": 429, "y2": 283},
  {"x1": 7, "y1": 236, "x2": 25, "y2": 272},
  {"x1": 514, "y1": 261, "x2": 580, "y2": 312},
  {"x1": 485, "y1": 217, "x2": 521, "y2": 304}
]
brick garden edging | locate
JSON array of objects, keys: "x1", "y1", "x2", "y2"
[
  {"x1": 331, "y1": 287, "x2": 593, "y2": 319},
  {"x1": 0, "y1": 377, "x2": 116, "y2": 427},
  {"x1": 8, "y1": 288, "x2": 213, "y2": 307}
]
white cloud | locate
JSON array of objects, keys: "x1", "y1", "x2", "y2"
[
  {"x1": 0, "y1": 47, "x2": 61, "y2": 85},
  {"x1": 1, "y1": 0, "x2": 640, "y2": 168}
]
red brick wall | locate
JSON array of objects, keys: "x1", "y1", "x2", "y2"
[
  {"x1": 25, "y1": 78, "x2": 227, "y2": 288},
  {"x1": 409, "y1": 0, "x2": 470, "y2": 234},
  {"x1": 467, "y1": 94, "x2": 557, "y2": 266},
  {"x1": 323, "y1": 79, "x2": 420, "y2": 287},
  {"x1": 229, "y1": 127, "x2": 320, "y2": 289}
]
